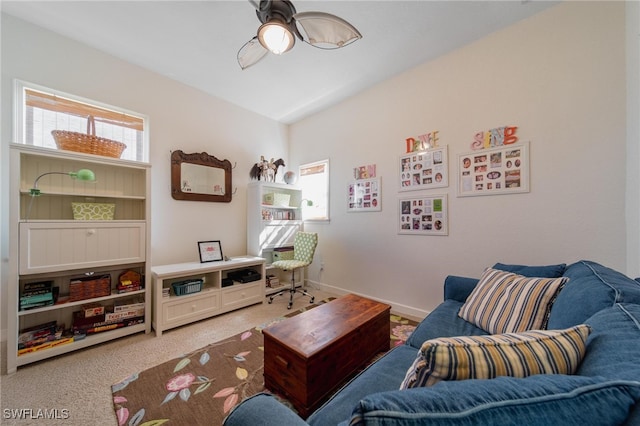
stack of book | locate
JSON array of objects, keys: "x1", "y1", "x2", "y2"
[
  {"x1": 266, "y1": 274, "x2": 281, "y2": 288},
  {"x1": 72, "y1": 299, "x2": 144, "y2": 339},
  {"x1": 18, "y1": 320, "x2": 73, "y2": 356},
  {"x1": 20, "y1": 281, "x2": 54, "y2": 311},
  {"x1": 111, "y1": 297, "x2": 145, "y2": 320}
]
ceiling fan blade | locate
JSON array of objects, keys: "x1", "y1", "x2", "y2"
[
  {"x1": 237, "y1": 37, "x2": 269, "y2": 69},
  {"x1": 293, "y1": 11, "x2": 361, "y2": 49}
]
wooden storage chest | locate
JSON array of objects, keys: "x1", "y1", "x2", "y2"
[{"x1": 263, "y1": 294, "x2": 390, "y2": 418}]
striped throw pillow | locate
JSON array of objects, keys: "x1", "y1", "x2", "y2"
[
  {"x1": 400, "y1": 324, "x2": 591, "y2": 389},
  {"x1": 458, "y1": 268, "x2": 567, "y2": 334}
]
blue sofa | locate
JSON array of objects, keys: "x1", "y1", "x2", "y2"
[{"x1": 224, "y1": 260, "x2": 640, "y2": 425}]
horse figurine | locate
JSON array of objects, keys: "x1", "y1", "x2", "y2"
[{"x1": 250, "y1": 157, "x2": 285, "y2": 182}]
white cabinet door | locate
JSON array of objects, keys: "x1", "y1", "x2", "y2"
[
  {"x1": 19, "y1": 222, "x2": 146, "y2": 274},
  {"x1": 221, "y1": 283, "x2": 263, "y2": 309},
  {"x1": 162, "y1": 291, "x2": 220, "y2": 325},
  {"x1": 261, "y1": 221, "x2": 301, "y2": 249}
]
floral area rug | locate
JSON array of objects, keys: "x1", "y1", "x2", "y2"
[{"x1": 111, "y1": 298, "x2": 417, "y2": 426}]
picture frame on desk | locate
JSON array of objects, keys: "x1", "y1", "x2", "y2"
[{"x1": 198, "y1": 240, "x2": 223, "y2": 263}]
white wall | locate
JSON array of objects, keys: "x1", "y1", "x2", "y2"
[
  {"x1": 290, "y1": 1, "x2": 632, "y2": 317},
  {"x1": 0, "y1": 14, "x2": 289, "y2": 339}
]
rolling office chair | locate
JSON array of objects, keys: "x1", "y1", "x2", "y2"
[{"x1": 268, "y1": 232, "x2": 318, "y2": 309}]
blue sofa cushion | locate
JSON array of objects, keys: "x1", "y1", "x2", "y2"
[
  {"x1": 579, "y1": 303, "x2": 640, "y2": 424},
  {"x1": 223, "y1": 393, "x2": 308, "y2": 426},
  {"x1": 493, "y1": 262, "x2": 566, "y2": 278},
  {"x1": 348, "y1": 375, "x2": 640, "y2": 426},
  {"x1": 548, "y1": 260, "x2": 640, "y2": 329},
  {"x1": 443, "y1": 276, "x2": 479, "y2": 303},
  {"x1": 406, "y1": 300, "x2": 488, "y2": 350}
]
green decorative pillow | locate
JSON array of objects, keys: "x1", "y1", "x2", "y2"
[
  {"x1": 458, "y1": 267, "x2": 567, "y2": 334},
  {"x1": 400, "y1": 324, "x2": 591, "y2": 389}
]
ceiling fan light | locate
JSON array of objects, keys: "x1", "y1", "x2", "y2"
[
  {"x1": 294, "y1": 11, "x2": 362, "y2": 50},
  {"x1": 258, "y1": 22, "x2": 295, "y2": 55}
]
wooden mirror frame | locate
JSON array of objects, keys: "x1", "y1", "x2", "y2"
[{"x1": 171, "y1": 150, "x2": 233, "y2": 202}]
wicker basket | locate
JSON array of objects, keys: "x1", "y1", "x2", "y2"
[{"x1": 52, "y1": 116, "x2": 126, "y2": 158}]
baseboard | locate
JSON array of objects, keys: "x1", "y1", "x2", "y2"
[{"x1": 305, "y1": 279, "x2": 430, "y2": 322}]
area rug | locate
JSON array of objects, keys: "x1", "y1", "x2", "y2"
[{"x1": 111, "y1": 298, "x2": 418, "y2": 426}]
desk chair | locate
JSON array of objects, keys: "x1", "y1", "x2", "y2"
[{"x1": 268, "y1": 232, "x2": 318, "y2": 309}]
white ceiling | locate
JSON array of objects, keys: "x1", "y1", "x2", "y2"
[{"x1": 1, "y1": 0, "x2": 557, "y2": 124}]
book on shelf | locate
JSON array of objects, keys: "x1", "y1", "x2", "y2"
[
  {"x1": 18, "y1": 322, "x2": 67, "y2": 351},
  {"x1": 20, "y1": 298, "x2": 54, "y2": 310},
  {"x1": 105, "y1": 310, "x2": 144, "y2": 322},
  {"x1": 116, "y1": 284, "x2": 143, "y2": 294},
  {"x1": 18, "y1": 337, "x2": 74, "y2": 356},
  {"x1": 20, "y1": 280, "x2": 54, "y2": 311},
  {"x1": 24, "y1": 280, "x2": 53, "y2": 292},
  {"x1": 72, "y1": 310, "x2": 144, "y2": 335},
  {"x1": 114, "y1": 298, "x2": 145, "y2": 312},
  {"x1": 81, "y1": 302, "x2": 105, "y2": 318},
  {"x1": 266, "y1": 274, "x2": 281, "y2": 288},
  {"x1": 18, "y1": 321, "x2": 57, "y2": 344},
  {"x1": 73, "y1": 316, "x2": 144, "y2": 339}
]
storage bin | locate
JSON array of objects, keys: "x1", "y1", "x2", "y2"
[
  {"x1": 172, "y1": 279, "x2": 203, "y2": 296},
  {"x1": 69, "y1": 274, "x2": 111, "y2": 302},
  {"x1": 72, "y1": 202, "x2": 115, "y2": 220},
  {"x1": 273, "y1": 247, "x2": 294, "y2": 261},
  {"x1": 263, "y1": 193, "x2": 291, "y2": 207}
]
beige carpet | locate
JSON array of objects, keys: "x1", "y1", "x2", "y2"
[{"x1": 0, "y1": 290, "x2": 340, "y2": 426}]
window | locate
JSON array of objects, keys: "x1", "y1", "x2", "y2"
[
  {"x1": 15, "y1": 80, "x2": 148, "y2": 162},
  {"x1": 299, "y1": 159, "x2": 330, "y2": 221}
]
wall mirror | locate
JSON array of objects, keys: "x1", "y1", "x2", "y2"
[{"x1": 171, "y1": 150, "x2": 233, "y2": 202}]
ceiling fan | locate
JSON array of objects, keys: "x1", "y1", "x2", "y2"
[{"x1": 237, "y1": 0, "x2": 362, "y2": 70}]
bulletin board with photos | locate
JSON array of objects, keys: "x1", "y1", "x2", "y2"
[
  {"x1": 398, "y1": 194, "x2": 448, "y2": 235},
  {"x1": 458, "y1": 142, "x2": 529, "y2": 197},
  {"x1": 348, "y1": 178, "x2": 381, "y2": 212},
  {"x1": 399, "y1": 146, "x2": 448, "y2": 192}
]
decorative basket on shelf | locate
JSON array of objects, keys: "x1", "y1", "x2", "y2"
[
  {"x1": 51, "y1": 115, "x2": 126, "y2": 159},
  {"x1": 172, "y1": 279, "x2": 203, "y2": 296},
  {"x1": 71, "y1": 202, "x2": 115, "y2": 220},
  {"x1": 263, "y1": 193, "x2": 291, "y2": 207}
]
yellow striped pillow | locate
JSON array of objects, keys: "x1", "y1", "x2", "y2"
[
  {"x1": 458, "y1": 268, "x2": 567, "y2": 334},
  {"x1": 400, "y1": 324, "x2": 591, "y2": 389}
]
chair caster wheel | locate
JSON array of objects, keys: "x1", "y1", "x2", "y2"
[
  {"x1": 268, "y1": 299, "x2": 273, "y2": 304},
  {"x1": 310, "y1": 297, "x2": 315, "y2": 304},
  {"x1": 287, "y1": 304, "x2": 292, "y2": 309}
]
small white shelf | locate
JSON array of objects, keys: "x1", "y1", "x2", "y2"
[
  {"x1": 19, "y1": 190, "x2": 146, "y2": 200},
  {"x1": 261, "y1": 204, "x2": 298, "y2": 210},
  {"x1": 16, "y1": 323, "x2": 146, "y2": 367},
  {"x1": 152, "y1": 256, "x2": 266, "y2": 336},
  {"x1": 18, "y1": 289, "x2": 146, "y2": 317}
]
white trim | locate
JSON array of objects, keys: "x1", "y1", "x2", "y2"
[{"x1": 307, "y1": 279, "x2": 429, "y2": 322}]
